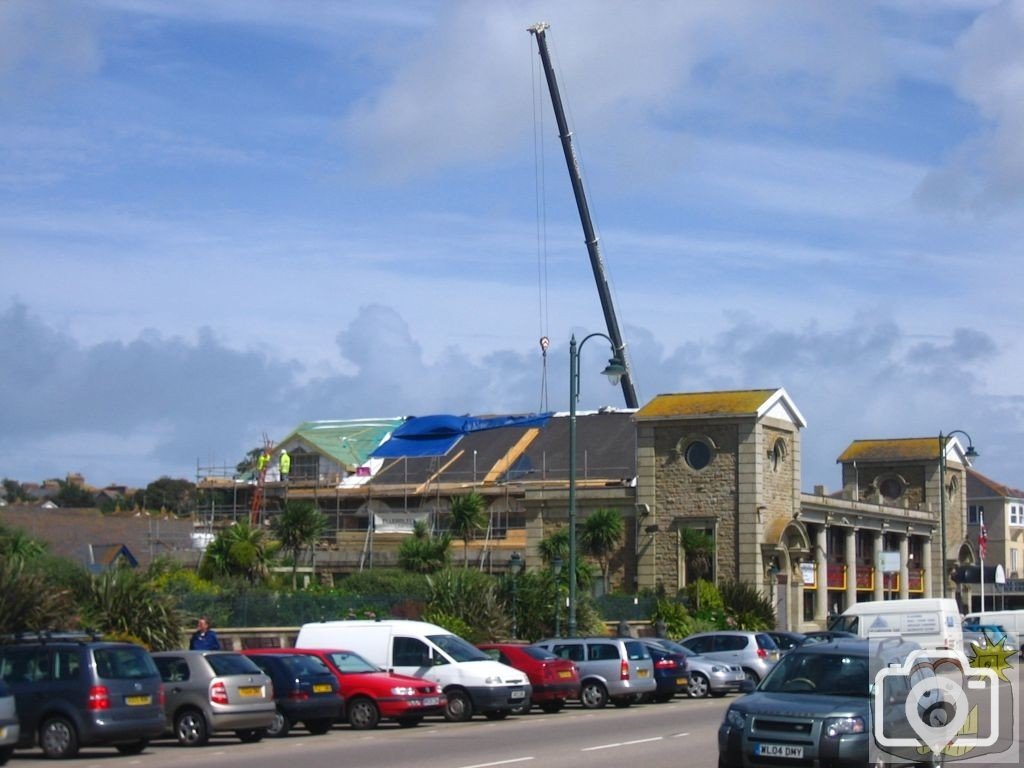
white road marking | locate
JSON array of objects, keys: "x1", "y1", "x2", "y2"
[
  {"x1": 582, "y1": 736, "x2": 664, "y2": 751},
  {"x1": 456, "y1": 758, "x2": 534, "y2": 768},
  {"x1": 671, "y1": 732, "x2": 690, "y2": 738}
]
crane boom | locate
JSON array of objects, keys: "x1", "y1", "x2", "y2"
[{"x1": 528, "y1": 22, "x2": 639, "y2": 409}]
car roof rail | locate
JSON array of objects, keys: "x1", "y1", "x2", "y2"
[{"x1": 1, "y1": 629, "x2": 104, "y2": 645}]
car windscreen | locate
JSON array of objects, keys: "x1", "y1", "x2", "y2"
[
  {"x1": 95, "y1": 646, "x2": 159, "y2": 680},
  {"x1": 521, "y1": 646, "x2": 557, "y2": 661},
  {"x1": 428, "y1": 634, "x2": 489, "y2": 662},
  {"x1": 759, "y1": 651, "x2": 869, "y2": 697},
  {"x1": 206, "y1": 653, "x2": 263, "y2": 676},
  {"x1": 327, "y1": 651, "x2": 379, "y2": 673}
]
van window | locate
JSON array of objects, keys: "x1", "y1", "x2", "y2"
[
  {"x1": 53, "y1": 650, "x2": 81, "y2": 681},
  {"x1": 588, "y1": 643, "x2": 620, "y2": 662},
  {"x1": 428, "y1": 634, "x2": 488, "y2": 662},
  {"x1": 831, "y1": 615, "x2": 858, "y2": 634},
  {"x1": 552, "y1": 644, "x2": 584, "y2": 662},
  {"x1": 624, "y1": 641, "x2": 650, "y2": 660},
  {"x1": 94, "y1": 647, "x2": 158, "y2": 680},
  {"x1": 393, "y1": 637, "x2": 432, "y2": 667}
]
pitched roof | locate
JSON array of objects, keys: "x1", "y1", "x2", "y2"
[
  {"x1": 967, "y1": 468, "x2": 1024, "y2": 500},
  {"x1": 635, "y1": 388, "x2": 806, "y2": 427},
  {"x1": 836, "y1": 437, "x2": 975, "y2": 464},
  {"x1": 280, "y1": 418, "x2": 406, "y2": 469}
]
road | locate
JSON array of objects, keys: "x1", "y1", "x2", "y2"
[{"x1": 5, "y1": 696, "x2": 730, "y2": 768}]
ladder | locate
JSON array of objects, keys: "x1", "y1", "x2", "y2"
[{"x1": 248, "y1": 435, "x2": 274, "y2": 526}]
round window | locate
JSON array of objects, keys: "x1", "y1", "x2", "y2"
[
  {"x1": 684, "y1": 441, "x2": 712, "y2": 470},
  {"x1": 879, "y1": 477, "x2": 903, "y2": 501}
]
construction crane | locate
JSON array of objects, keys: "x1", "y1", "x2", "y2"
[{"x1": 528, "y1": 22, "x2": 639, "y2": 409}]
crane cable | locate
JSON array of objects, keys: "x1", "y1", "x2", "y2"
[{"x1": 531, "y1": 34, "x2": 550, "y2": 413}]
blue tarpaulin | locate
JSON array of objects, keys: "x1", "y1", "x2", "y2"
[{"x1": 371, "y1": 413, "x2": 552, "y2": 458}]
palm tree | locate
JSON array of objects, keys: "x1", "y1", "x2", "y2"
[
  {"x1": 200, "y1": 522, "x2": 276, "y2": 584},
  {"x1": 679, "y1": 528, "x2": 715, "y2": 583},
  {"x1": 448, "y1": 492, "x2": 487, "y2": 568},
  {"x1": 537, "y1": 527, "x2": 569, "y2": 566},
  {"x1": 85, "y1": 567, "x2": 184, "y2": 650},
  {"x1": 270, "y1": 501, "x2": 327, "y2": 587},
  {"x1": 580, "y1": 508, "x2": 624, "y2": 595},
  {"x1": 398, "y1": 520, "x2": 451, "y2": 573}
]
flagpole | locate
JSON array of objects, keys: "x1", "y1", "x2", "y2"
[{"x1": 979, "y1": 510, "x2": 985, "y2": 613}]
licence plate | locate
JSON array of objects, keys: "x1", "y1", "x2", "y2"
[
  {"x1": 125, "y1": 695, "x2": 151, "y2": 706},
  {"x1": 756, "y1": 743, "x2": 804, "y2": 758},
  {"x1": 238, "y1": 686, "x2": 261, "y2": 697},
  {"x1": 676, "y1": 677, "x2": 688, "y2": 685},
  {"x1": 558, "y1": 670, "x2": 573, "y2": 679},
  {"x1": 637, "y1": 669, "x2": 649, "y2": 677},
  {"x1": 422, "y1": 696, "x2": 440, "y2": 706},
  {"x1": 313, "y1": 683, "x2": 332, "y2": 693},
  {"x1": 510, "y1": 689, "x2": 526, "y2": 699}
]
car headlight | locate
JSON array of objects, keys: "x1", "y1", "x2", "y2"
[
  {"x1": 484, "y1": 675, "x2": 504, "y2": 685},
  {"x1": 725, "y1": 708, "x2": 746, "y2": 730},
  {"x1": 710, "y1": 665, "x2": 724, "y2": 673},
  {"x1": 390, "y1": 686, "x2": 416, "y2": 696},
  {"x1": 824, "y1": 716, "x2": 865, "y2": 738}
]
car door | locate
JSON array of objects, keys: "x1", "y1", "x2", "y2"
[
  {"x1": 712, "y1": 635, "x2": 747, "y2": 666},
  {"x1": 153, "y1": 655, "x2": 192, "y2": 726},
  {"x1": 0, "y1": 646, "x2": 49, "y2": 737}
]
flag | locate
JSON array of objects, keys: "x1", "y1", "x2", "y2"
[{"x1": 979, "y1": 512, "x2": 988, "y2": 560}]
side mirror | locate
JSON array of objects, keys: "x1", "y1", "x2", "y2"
[{"x1": 739, "y1": 679, "x2": 756, "y2": 694}]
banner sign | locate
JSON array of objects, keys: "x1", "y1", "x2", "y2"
[{"x1": 373, "y1": 511, "x2": 429, "y2": 534}]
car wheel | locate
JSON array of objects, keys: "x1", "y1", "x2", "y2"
[
  {"x1": 348, "y1": 697, "x2": 381, "y2": 730},
  {"x1": 305, "y1": 718, "x2": 333, "y2": 735},
  {"x1": 688, "y1": 672, "x2": 710, "y2": 698},
  {"x1": 484, "y1": 710, "x2": 509, "y2": 720},
  {"x1": 39, "y1": 716, "x2": 79, "y2": 759},
  {"x1": 236, "y1": 728, "x2": 265, "y2": 743},
  {"x1": 539, "y1": 700, "x2": 565, "y2": 714},
  {"x1": 742, "y1": 669, "x2": 759, "y2": 684},
  {"x1": 511, "y1": 699, "x2": 531, "y2": 715},
  {"x1": 116, "y1": 740, "x2": 147, "y2": 755},
  {"x1": 175, "y1": 708, "x2": 210, "y2": 747},
  {"x1": 0, "y1": 746, "x2": 12, "y2": 766},
  {"x1": 396, "y1": 716, "x2": 421, "y2": 728},
  {"x1": 444, "y1": 688, "x2": 474, "y2": 722},
  {"x1": 579, "y1": 680, "x2": 608, "y2": 709},
  {"x1": 267, "y1": 709, "x2": 291, "y2": 738}
]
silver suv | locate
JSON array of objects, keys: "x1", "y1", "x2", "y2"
[
  {"x1": 151, "y1": 651, "x2": 275, "y2": 746},
  {"x1": 0, "y1": 679, "x2": 19, "y2": 765},
  {"x1": 679, "y1": 631, "x2": 779, "y2": 683},
  {"x1": 532, "y1": 637, "x2": 656, "y2": 708}
]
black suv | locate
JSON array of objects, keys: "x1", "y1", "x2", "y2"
[{"x1": 0, "y1": 632, "x2": 165, "y2": 759}]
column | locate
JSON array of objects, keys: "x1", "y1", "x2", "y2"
[
  {"x1": 845, "y1": 528, "x2": 857, "y2": 609},
  {"x1": 899, "y1": 533, "x2": 910, "y2": 600},
  {"x1": 815, "y1": 525, "x2": 828, "y2": 623},
  {"x1": 922, "y1": 537, "x2": 933, "y2": 599},
  {"x1": 873, "y1": 532, "x2": 884, "y2": 601}
]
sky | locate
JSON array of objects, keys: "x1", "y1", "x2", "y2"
[{"x1": 2, "y1": 0, "x2": 1023, "y2": 492}]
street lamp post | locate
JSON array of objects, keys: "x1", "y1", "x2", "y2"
[
  {"x1": 937, "y1": 430, "x2": 979, "y2": 600},
  {"x1": 509, "y1": 551, "x2": 523, "y2": 640},
  {"x1": 568, "y1": 332, "x2": 626, "y2": 637},
  {"x1": 552, "y1": 555, "x2": 563, "y2": 637}
]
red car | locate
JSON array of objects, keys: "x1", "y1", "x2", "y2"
[
  {"x1": 244, "y1": 648, "x2": 445, "y2": 729},
  {"x1": 477, "y1": 643, "x2": 580, "y2": 714}
]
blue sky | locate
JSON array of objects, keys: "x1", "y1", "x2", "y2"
[{"x1": 2, "y1": 0, "x2": 1023, "y2": 491}]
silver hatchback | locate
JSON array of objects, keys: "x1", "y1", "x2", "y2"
[
  {"x1": 151, "y1": 651, "x2": 275, "y2": 746},
  {"x1": 678, "y1": 631, "x2": 780, "y2": 684},
  {"x1": 532, "y1": 637, "x2": 656, "y2": 708}
]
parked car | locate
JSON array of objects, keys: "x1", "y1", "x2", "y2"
[
  {"x1": 765, "y1": 631, "x2": 806, "y2": 654},
  {"x1": 150, "y1": 650, "x2": 275, "y2": 746},
  {"x1": 677, "y1": 631, "x2": 779, "y2": 684},
  {"x1": 637, "y1": 640, "x2": 688, "y2": 702},
  {"x1": 0, "y1": 679, "x2": 19, "y2": 766},
  {"x1": 477, "y1": 643, "x2": 580, "y2": 714},
  {"x1": 0, "y1": 632, "x2": 166, "y2": 759},
  {"x1": 252, "y1": 648, "x2": 444, "y2": 729},
  {"x1": 532, "y1": 637, "x2": 656, "y2": 708},
  {"x1": 241, "y1": 652, "x2": 343, "y2": 737},
  {"x1": 649, "y1": 638, "x2": 746, "y2": 699},
  {"x1": 718, "y1": 638, "x2": 937, "y2": 768},
  {"x1": 962, "y1": 624, "x2": 1018, "y2": 656},
  {"x1": 801, "y1": 630, "x2": 857, "y2": 645}
]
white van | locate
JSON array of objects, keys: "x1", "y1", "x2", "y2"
[
  {"x1": 963, "y1": 609, "x2": 1024, "y2": 653},
  {"x1": 828, "y1": 598, "x2": 963, "y2": 652},
  {"x1": 296, "y1": 619, "x2": 531, "y2": 722}
]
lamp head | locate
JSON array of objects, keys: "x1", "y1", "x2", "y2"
[
  {"x1": 509, "y1": 551, "x2": 523, "y2": 576},
  {"x1": 602, "y1": 357, "x2": 626, "y2": 386},
  {"x1": 965, "y1": 444, "x2": 979, "y2": 460},
  {"x1": 551, "y1": 555, "x2": 563, "y2": 576}
]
